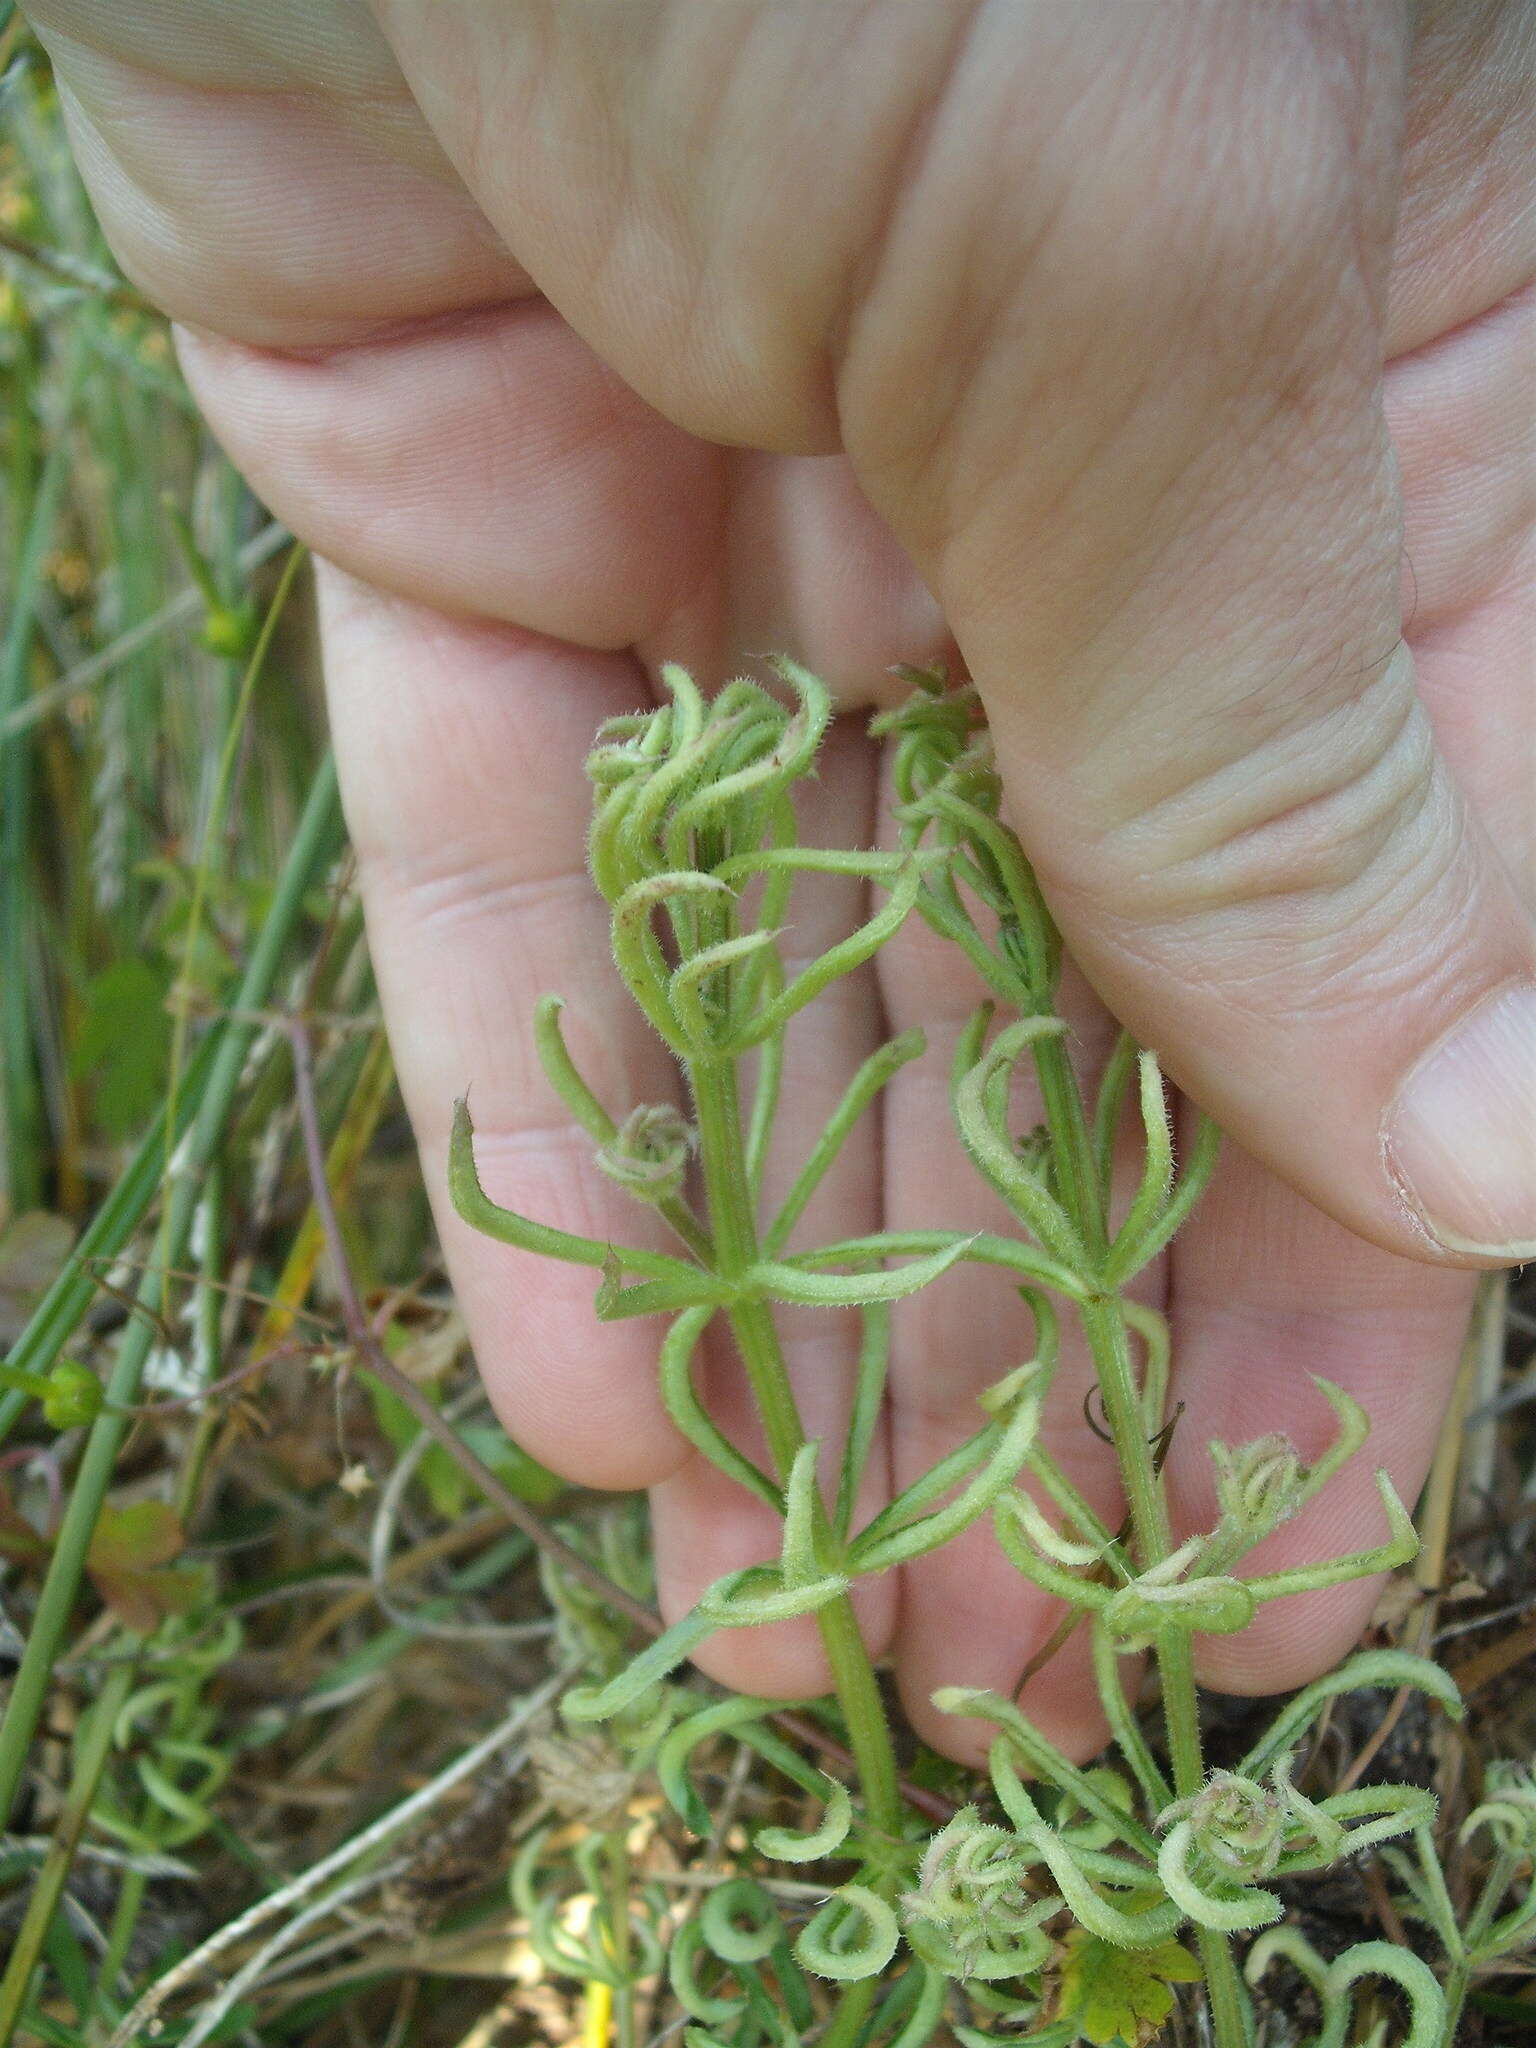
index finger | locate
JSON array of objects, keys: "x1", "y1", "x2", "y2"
[{"x1": 318, "y1": 565, "x2": 690, "y2": 1490}]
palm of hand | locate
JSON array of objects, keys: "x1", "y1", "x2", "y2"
[{"x1": 29, "y1": 0, "x2": 1531, "y2": 1757}]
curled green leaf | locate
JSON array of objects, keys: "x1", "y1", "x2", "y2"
[
  {"x1": 564, "y1": 1606, "x2": 717, "y2": 1723},
  {"x1": 1155, "y1": 1819, "x2": 1284, "y2": 1932},
  {"x1": 1239, "y1": 1648, "x2": 1463, "y2": 1780},
  {"x1": 952, "y1": 1019, "x2": 1090, "y2": 1271},
  {"x1": 670, "y1": 1914, "x2": 748, "y2": 2026},
  {"x1": 611, "y1": 871, "x2": 737, "y2": 1045},
  {"x1": 1102, "y1": 1568, "x2": 1255, "y2": 1648},
  {"x1": 1271, "y1": 1784, "x2": 1435, "y2": 1871},
  {"x1": 792, "y1": 1228, "x2": 1089, "y2": 1302},
  {"x1": 993, "y1": 1491, "x2": 1115, "y2": 1614},
  {"x1": 755, "y1": 1778, "x2": 853, "y2": 1862},
  {"x1": 532, "y1": 994, "x2": 615, "y2": 1144},
  {"x1": 671, "y1": 927, "x2": 782, "y2": 1049},
  {"x1": 1102, "y1": 1050, "x2": 1173, "y2": 1276},
  {"x1": 795, "y1": 1884, "x2": 900, "y2": 1982},
  {"x1": 596, "y1": 1102, "x2": 696, "y2": 1204},
  {"x1": 700, "y1": 1877, "x2": 784, "y2": 1965},
  {"x1": 594, "y1": 1265, "x2": 733, "y2": 1321},
  {"x1": 1239, "y1": 1467, "x2": 1418, "y2": 1603},
  {"x1": 656, "y1": 1694, "x2": 786, "y2": 1838},
  {"x1": 449, "y1": 1098, "x2": 687, "y2": 1280},
  {"x1": 901, "y1": 1804, "x2": 1059, "y2": 1983},
  {"x1": 1023, "y1": 1821, "x2": 1187, "y2": 1950},
  {"x1": 849, "y1": 1370, "x2": 1043, "y2": 1576},
  {"x1": 1247, "y1": 1935, "x2": 1446, "y2": 2048},
  {"x1": 1294, "y1": 1374, "x2": 1371, "y2": 1507},
  {"x1": 933, "y1": 1700, "x2": 1159, "y2": 1859},
  {"x1": 1101, "y1": 1110, "x2": 1221, "y2": 1285},
  {"x1": 763, "y1": 1029, "x2": 927, "y2": 1258},
  {"x1": 1004, "y1": 1488, "x2": 1104, "y2": 1569},
  {"x1": 727, "y1": 857, "x2": 926, "y2": 1053}
]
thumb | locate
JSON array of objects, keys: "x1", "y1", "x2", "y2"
[
  {"x1": 366, "y1": 0, "x2": 1534, "y2": 1259},
  {"x1": 977, "y1": 635, "x2": 1535, "y2": 1266},
  {"x1": 833, "y1": 13, "x2": 1535, "y2": 1265}
]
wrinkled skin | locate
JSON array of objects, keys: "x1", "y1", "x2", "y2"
[{"x1": 27, "y1": 0, "x2": 1533, "y2": 1760}]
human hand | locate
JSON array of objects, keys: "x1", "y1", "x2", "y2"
[{"x1": 29, "y1": 0, "x2": 1533, "y2": 1761}]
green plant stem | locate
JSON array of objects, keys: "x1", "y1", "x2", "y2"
[
  {"x1": 0, "y1": 329, "x2": 90, "y2": 1213},
  {"x1": 162, "y1": 542, "x2": 305, "y2": 1178},
  {"x1": 817, "y1": 1975, "x2": 878, "y2": 2048},
  {"x1": 1079, "y1": 1295, "x2": 1249, "y2": 2046},
  {"x1": 0, "y1": 752, "x2": 341, "y2": 1831},
  {"x1": 688, "y1": 1054, "x2": 902, "y2": 1853},
  {"x1": 0, "y1": 1657, "x2": 136, "y2": 2046},
  {"x1": 98, "y1": 1866, "x2": 149, "y2": 2013},
  {"x1": 1441, "y1": 1957, "x2": 1473, "y2": 2041},
  {"x1": 1463, "y1": 1846, "x2": 1519, "y2": 1958},
  {"x1": 1030, "y1": 1034, "x2": 1107, "y2": 1261},
  {"x1": 605, "y1": 1830, "x2": 636, "y2": 2048}
]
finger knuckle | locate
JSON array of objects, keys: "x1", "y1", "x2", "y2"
[{"x1": 1100, "y1": 658, "x2": 1458, "y2": 946}]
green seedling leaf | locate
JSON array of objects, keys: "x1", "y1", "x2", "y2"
[
  {"x1": 0, "y1": 1481, "x2": 201, "y2": 1633},
  {"x1": 70, "y1": 959, "x2": 175, "y2": 1139},
  {"x1": 369, "y1": 1371, "x2": 563, "y2": 1519},
  {"x1": 87, "y1": 1500, "x2": 207, "y2": 1634},
  {"x1": 1055, "y1": 1926, "x2": 1203, "y2": 2045}
]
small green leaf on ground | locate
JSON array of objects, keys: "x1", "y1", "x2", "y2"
[
  {"x1": 1055, "y1": 1926, "x2": 1203, "y2": 2046},
  {"x1": 87, "y1": 1500, "x2": 207, "y2": 1633},
  {"x1": 69, "y1": 958, "x2": 175, "y2": 1137}
]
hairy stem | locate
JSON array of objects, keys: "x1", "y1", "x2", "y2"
[
  {"x1": 1079, "y1": 1295, "x2": 1249, "y2": 2045},
  {"x1": 689, "y1": 1055, "x2": 903, "y2": 1851},
  {"x1": 818, "y1": 1975, "x2": 879, "y2": 2048},
  {"x1": 1031, "y1": 1033, "x2": 1107, "y2": 1264},
  {"x1": 1039, "y1": 1030, "x2": 1249, "y2": 2048}
]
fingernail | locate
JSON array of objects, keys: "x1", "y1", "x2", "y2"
[{"x1": 1386, "y1": 984, "x2": 1536, "y2": 1259}]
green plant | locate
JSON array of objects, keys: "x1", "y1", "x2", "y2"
[
  {"x1": 451, "y1": 660, "x2": 1473, "y2": 2045},
  {"x1": 1383, "y1": 1761, "x2": 1536, "y2": 2040}
]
